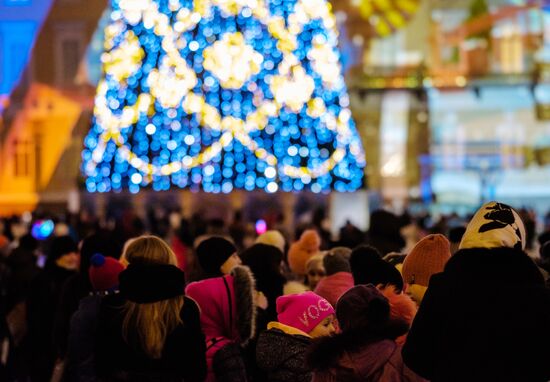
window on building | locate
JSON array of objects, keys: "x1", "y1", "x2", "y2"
[
  {"x1": 14, "y1": 139, "x2": 32, "y2": 177},
  {"x1": 55, "y1": 23, "x2": 84, "y2": 86},
  {"x1": 61, "y1": 39, "x2": 80, "y2": 84}
]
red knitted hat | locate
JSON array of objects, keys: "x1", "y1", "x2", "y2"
[
  {"x1": 89, "y1": 254, "x2": 125, "y2": 292},
  {"x1": 402, "y1": 234, "x2": 451, "y2": 287}
]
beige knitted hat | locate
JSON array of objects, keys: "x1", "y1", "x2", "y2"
[{"x1": 402, "y1": 234, "x2": 451, "y2": 287}]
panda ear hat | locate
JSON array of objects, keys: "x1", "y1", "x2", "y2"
[{"x1": 459, "y1": 202, "x2": 526, "y2": 251}]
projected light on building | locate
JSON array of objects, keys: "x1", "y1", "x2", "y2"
[{"x1": 82, "y1": 0, "x2": 365, "y2": 194}]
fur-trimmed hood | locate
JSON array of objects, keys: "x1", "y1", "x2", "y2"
[{"x1": 185, "y1": 265, "x2": 257, "y2": 346}]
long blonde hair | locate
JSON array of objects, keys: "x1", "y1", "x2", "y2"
[{"x1": 121, "y1": 236, "x2": 184, "y2": 359}]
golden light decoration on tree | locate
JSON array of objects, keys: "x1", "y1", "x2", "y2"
[
  {"x1": 332, "y1": 0, "x2": 421, "y2": 40},
  {"x1": 359, "y1": 0, "x2": 420, "y2": 36}
]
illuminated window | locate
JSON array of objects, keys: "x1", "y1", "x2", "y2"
[{"x1": 14, "y1": 139, "x2": 32, "y2": 177}]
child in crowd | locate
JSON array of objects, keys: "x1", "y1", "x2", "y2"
[
  {"x1": 256, "y1": 292, "x2": 336, "y2": 382},
  {"x1": 308, "y1": 284, "x2": 425, "y2": 382}
]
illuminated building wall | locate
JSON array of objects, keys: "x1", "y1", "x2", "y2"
[
  {"x1": 0, "y1": 0, "x2": 107, "y2": 215},
  {"x1": 0, "y1": 0, "x2": 53, "y2": 100},
  {"x1": 429, "y1": 86, "x2": 550, "y2": 213},
  {"x1": 82, "y1": 0, "x2": 366, "y2": 194}
]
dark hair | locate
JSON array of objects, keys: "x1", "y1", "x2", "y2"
[
  {"x1": 19, "y1": 234, "x2": 38, "y2": 252},
  {"x1": 449, "y1": 226, "x2": 466, "y2": 243},
  {"x1": 46, "y1": 236, "x2": 78, "y2": 269}
]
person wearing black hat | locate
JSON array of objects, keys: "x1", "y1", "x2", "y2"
[
  {"x1": 95, "y1": 235, "x2": 206, "y2": 382},
  {"x1": 349, "y1": 245, "x2": 404, "y2": 292},
  {"x1": 195, "y1": 236, "x2": 241, "y2": 279},
  {"x1": 26, "y1": 235, "x2": 79, "y2": 381}
]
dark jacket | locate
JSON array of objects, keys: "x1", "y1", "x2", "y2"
[
  {"x1": 95, "y1": 294, "x2": 206, "y2": 382},
  {"x1": 54, "y1": 273, "x2": 91, "y2": 360},
  {"x1": 240, "y1": 244, "x2": 286, "y2": 327},
  {"x1": 256, "y1": 326, "x2": 312, "y2": 382},
  {"x1": 26, "y1": 265, "x2": 76, "y2": 381},
  {"x1": 307, "y1": 326, "x2": 426, "y2": 382},
  {"x1": 64, "y1": 294, "x2": 104, "y2": 382},
  {"x1": 402, "y1": 247, "x2": 550, "y2": 382},
  {"x1": 5, "y1": 246, "x2": 39, "y2": 312}
]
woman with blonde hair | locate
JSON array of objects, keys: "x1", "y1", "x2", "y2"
[{"x1": 95, "y1": 235, "x2": 206, "y2": 381}]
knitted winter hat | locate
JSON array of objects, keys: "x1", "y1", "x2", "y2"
[
  {"x1": 255, "y1": 230, "x2": 286, "y2": 254},
  {"x1": 323, "y1": 252, "x2": 351, "y2": 276},
  {"x1": 89, "y1": 254, "x2": 125, "y2": 292},
  {"x1": 460, "y1": 202, "x2": 526, "y2": 250},
  {"x1": 349, "y1": 245, "x2": 404, "y2": 292},
  {"x1": 288, "y1": 229, "x2": 321, "y2": 276},
  {"x1": 276, "y1": 292, "x2": 335, "y2": 334},
  {"x1": 402, "y1": 234, "x2": 451, "y2": 287},
  {"x1": 120, "y1": 263, "x2": 185, "y2": 303},
  {"x1": 336, "y1": 284, "x2": 391, "y2": 332},
  {"x1": 196, "y1": 236, "x2": 237, "y2": 275}
]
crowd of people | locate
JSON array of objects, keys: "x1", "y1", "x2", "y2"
[{"x1": 0, "y1": 201, "x2": 549, "y2": 382}]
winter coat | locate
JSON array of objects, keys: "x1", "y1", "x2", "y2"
[
  {"x1": 54, "y1": 273, "x2": 91, "y2": 360},
  {"x1": 185, "y1": 266, "x2": 256, "y2": 382},
  {"x1": 308, "y1": 326, "x2": 426, "y2": 382},
  {"x1": 256, "y1": 322, "x2": 312, "y2": 382},
  {"x1": 240, "y1": 244, "x2": 286, "y2": 324},
  {"x1": 95, "y1": 295, "x2": 207, "y2": 382},
  {"x1": 5, "y1": 247, "x2": 39, "y2": 312},
  {"x1": 64, "y1": 294, "x2": 103, "y2": 382},
  {"x1": 26, "y1": 265, "x2": 76, "y2": 382},
  {"x1": 402, "y1": 247, "x2": 550, "y2": 382},
  {"x1": 314, "y1": 272, "x2": 354, "y2": 307}
]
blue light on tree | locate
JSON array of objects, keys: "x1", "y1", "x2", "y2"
[{"x1": 82, "y1": 0, "x2": 365, "y2": 194}]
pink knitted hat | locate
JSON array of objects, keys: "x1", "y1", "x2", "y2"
[{"x1": 276, "y1": 291, "x2": 335, "y2": 334}]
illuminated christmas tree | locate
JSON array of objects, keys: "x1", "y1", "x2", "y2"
[{"x1": 82, "y1": 0, "x2": 365, "y2": 193}]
